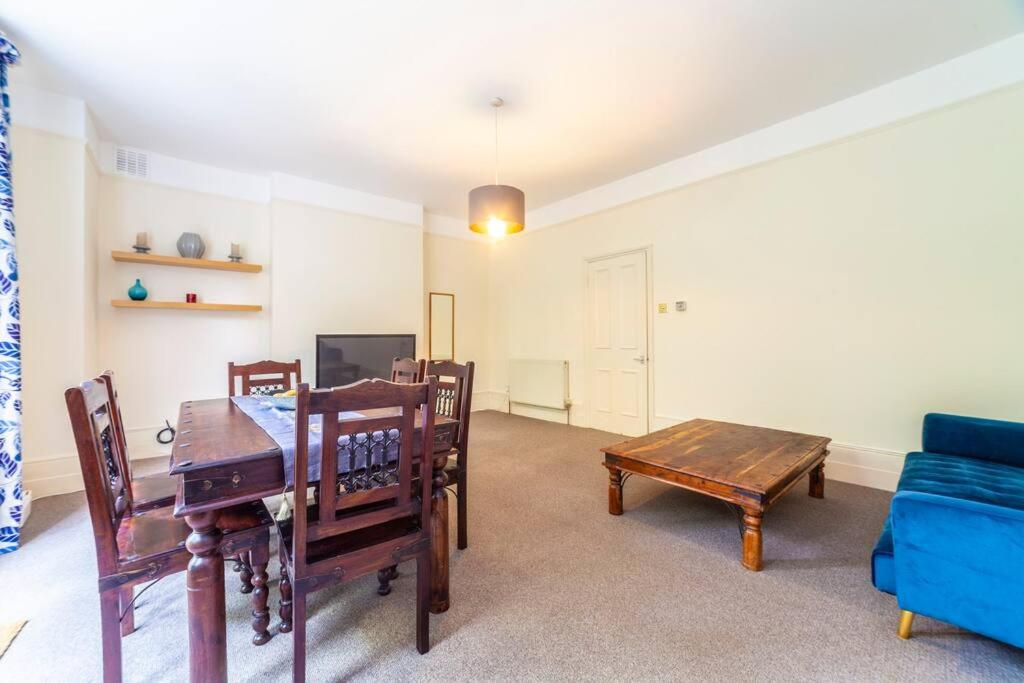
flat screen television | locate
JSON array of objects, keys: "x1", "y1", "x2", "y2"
[{"x1": 315, "y1": 334, "x2": 416, "y2": 387}]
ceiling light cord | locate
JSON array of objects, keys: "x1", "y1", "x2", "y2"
[{"x1": 493, "y1": 104, "x2": 499, "y2": 186}]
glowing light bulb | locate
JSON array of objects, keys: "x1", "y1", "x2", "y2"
[{"x1": 486, "y1": 217, "x2": 507, "y2": 237}]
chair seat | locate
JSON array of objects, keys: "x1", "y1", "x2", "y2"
[
  {"x1": 117, "y1": 500, "x2": 273, "y2": 564},
  {"x1": 872, "y1": 451, "x2": 1024, "y2": 594},
  {"x1": 278, "y1": 510, "x2": 420, "y2": 567},
  {"x1": 131, "y1": 473, "x2": 178, "y2": 512}
]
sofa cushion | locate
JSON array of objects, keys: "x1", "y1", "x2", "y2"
[
  {"x1": 871, "y1": 451, "x2": 1024, "y2": 595},
  {"x1": 898, "y1": 451, "x2": 1024, "y2": 510}
]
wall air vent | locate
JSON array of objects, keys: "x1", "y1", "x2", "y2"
[{"x1": 114, "y1": 146, "x2": 149, "y2": 179}]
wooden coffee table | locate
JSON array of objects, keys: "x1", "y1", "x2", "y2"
[{"x1": 601, "y1": 419, "x2": 830, "y2": 571}]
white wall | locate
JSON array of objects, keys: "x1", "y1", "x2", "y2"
[
  {"x1": 489, "y1": 85, "x2": 1024, "y2": 489},
  {"x1": 269, "y1": 199, "x2": 425, "y2": 376}
]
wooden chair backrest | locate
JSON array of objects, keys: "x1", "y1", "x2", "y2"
[
  {"x1": 424, "y1": 360, "x2": 474, "y2": 450},
  {"x1": 228, "y1": 359, "x2": 302, "y2": 397},
  {"x1": 65, "y1": 377, "x2": 130, "y2": 574},
  {"x1": 97, "y1": 371, "x2": 134, "y2": 510},
  {"x1": 390, "y1": 357, "x2": 425, "y2": 384},
  {"x1": 291, "y1": 378, "x2": 437, "y2": 578}
]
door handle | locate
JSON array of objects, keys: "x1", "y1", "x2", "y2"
[{"x1": 633, "y1": 355, "x2": 647, "y2": 364}]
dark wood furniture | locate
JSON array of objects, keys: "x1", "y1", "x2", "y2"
[
  {"x1": 279, "y1": 379, "x2": 438, "y2": 679},
  {"x1": 65, "y1": 377, "x2": 274, "y2": 683},
  {"x1": 98, "y1": 371, "x2": 177, "y2": 512},
  {"x1": 601, "y1": 419, "x2": 830, "y2": 571},
  {"x1": 99, "y1": 373, "x2": 264, "y2": 633},
  {"x1": 228, "y1": 359, "x2": 302, "y2": 397},
  {"x1": 425, "y1": 360, "x2": 475, "y2": 549},
  {"x1": 226, "y1": 359, "x2": 302, "y2": 584},
  {"x1": 169, "y1": 396, "x2": 457, "y2": 682},
  {"x1": 391, "y1": 356, "x2": 425, "y2": 384}
]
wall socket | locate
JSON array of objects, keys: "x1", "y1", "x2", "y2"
[{"x1": 676, "y1": 301, "x2": 687, "y2": 311}]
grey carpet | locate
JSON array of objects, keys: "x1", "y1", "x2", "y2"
[{"x1": 1, "y1": 411, "x2": 1022, "y2": 681}]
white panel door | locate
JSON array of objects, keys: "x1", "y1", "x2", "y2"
[{"x1": 587, "y1": 250, "x2": 648, "y2": 436}]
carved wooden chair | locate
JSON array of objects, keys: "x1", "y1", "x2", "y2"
[
  {"x1": 65, "y1": 376, "x2": 276, "y2": 683},
  {"x1": 390, "y1": 356, "x2": 425, "y2": 384},
  {"x1": 228, "y1": 358, "x2": 302, "y2": 397},
  {"x1": 98, "y1": 371, "x2": 177, "y2": 512},
  {"x1": 226, "y1": 358, "x2": 301, "y2": 583},
  {"x1": 425, "y1": 360, "x2": 475, "y2": 549},
  {"x1": 277, "y1": 378, "x2": 438, "y2": 680}
]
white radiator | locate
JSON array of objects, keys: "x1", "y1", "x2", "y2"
[{"x1": 509, "y1": 359, "x2": 569, "y2": 410}]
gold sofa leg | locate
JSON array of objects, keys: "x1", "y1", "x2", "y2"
[{"x1": 898, "y1": 610, "x2": 914, "y2": 639}]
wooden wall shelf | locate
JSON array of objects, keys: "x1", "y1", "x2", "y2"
[
  {"x1": 111, "y1": 250, "x2": 263, "y2": 273},
  {"x1": 111, "y1": 300, "x2": 263, "y2": 312}
]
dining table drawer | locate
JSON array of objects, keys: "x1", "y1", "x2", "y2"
[
  {"x1": 432, "y1": 424, "x2": 454, "y2": 453},
  {"x1": 180, "y1": 458, "x2": 285, "y2": 508}
]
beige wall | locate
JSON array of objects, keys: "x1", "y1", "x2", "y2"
[
  {"x1": 423, "y1": 233, "x2": 491, "y2": 393},
  {"x1": 13, "y1": 126, "x2": 91, "y2": 491},
  {"x1": 14, "y1": 84, "x2": 1024, "y2": 496},
  {"x1": 83, "y1": 149, "x2": 99, "y2": 373},
  {"x1": 269, "y1": 200, "x2": 424, "y2": 378},
  {"x1": 489, "y1": 85, "x2": 1024, "y2": 465},
  {"x1": 16, "y1": 151, "x2": 427, "y2": 497},
  {"x1": 97, "y1": 177, "x2": 272, "y2": 456}
]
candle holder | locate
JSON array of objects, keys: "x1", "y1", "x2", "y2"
[
  {"x1": 133, "y1": 232, "x2": 151, "y2": 253},
  {"x1": 228, "y1": 255, "x2": 243, "y2": 263}
]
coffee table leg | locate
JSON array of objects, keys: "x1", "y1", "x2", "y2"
[
  {"x1": 607, "y1": 466, "x2": 624, "y2": 515},
  {"x1": 809, "y1": 461, "x2": 825, "y2": 499},
  {"x1": 741, "y1": 508, "x2": 763, "y2": 571}
]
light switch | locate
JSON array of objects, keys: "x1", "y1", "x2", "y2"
[
  {"x1": 676, "y1": 301, "x2": 687, "y2": 312},
  {"x1": 657, "y1": 303, "x2": 668, "y2": 313}
]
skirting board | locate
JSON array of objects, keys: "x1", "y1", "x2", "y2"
[
  {"x1": 472, "y1": 390, "x2": 508, "y2": 413},
  {"x1": 23, "y1": 402, "x2": 905, "y2": 499},
  {"x1": 23, "y1": 424, "x2": 173, "y2": 500}
]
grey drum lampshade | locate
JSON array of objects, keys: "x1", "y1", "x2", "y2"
[{"x1": 468, "y1": 184, "x2": 525, "y2": 235}]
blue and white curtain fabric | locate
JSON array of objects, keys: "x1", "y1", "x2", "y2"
[{"x1": 0, "y1": 33, "x2": 21, "y2": 555}]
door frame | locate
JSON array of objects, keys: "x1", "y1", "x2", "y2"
[{"x1": 583, "y1": 246, "x2": 654, "y2": 435}]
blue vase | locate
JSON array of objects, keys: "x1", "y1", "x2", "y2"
[{"x1": 128, "y1": 278, "x2": 148, "y2": 301}]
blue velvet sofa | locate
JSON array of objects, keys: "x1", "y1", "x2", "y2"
[{"x1": 872, "y1": 413, "x2": 1024, "y2": 647}]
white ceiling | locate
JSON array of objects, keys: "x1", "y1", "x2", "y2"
[{"x1": 2, "y1": 1, "x2": 1022, "y2": 218}]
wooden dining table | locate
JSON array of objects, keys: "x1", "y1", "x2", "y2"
[{"x1": 168, "y1": 397, "x2": 457, "y2": 682}]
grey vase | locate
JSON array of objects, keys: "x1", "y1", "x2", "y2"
[{"x1": 176, "y1": 232, "x2": 206, "y2": 259}]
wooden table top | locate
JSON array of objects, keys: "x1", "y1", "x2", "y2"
[
  {"x1": 169, "y1": 397, "x2": 456, "y2": 474},
  {"x1": 601, "y1": 419, "x2": 830, "y2": 494}
]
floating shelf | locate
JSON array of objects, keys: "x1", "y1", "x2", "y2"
[
  {"x1": 111, "y1": 300, "x2": 263, "y2": 312},
  {"x1": 111, "y1": 250, "x2": 263, "y2": 273}
]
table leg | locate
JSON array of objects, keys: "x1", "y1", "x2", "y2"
[
  {"x1": 741, "y1": 508, "x2": 763, "y2": 572},
  {"x1": 607, "y1": 466, "x2": 624, "y2": 515},
  {"x1": 184, "y1": 510, "x2": 227, "y2": 682},
  {"x1": 809, "y1": 461, "x2": 825, "y2": 499},
  {"x1": 430, "y1": 454, "x2": 450, "y2": 614},
  {"x1": 249, "y1": 533, "x2": 271, "y2": 646}
]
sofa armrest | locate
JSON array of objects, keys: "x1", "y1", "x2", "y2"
[
  {"x1": 891, "y1": 491, "x2": 1024, "y2": 648},
  {"x1": 922, "y1": 412, "x2": 1024, "y2": 467}
]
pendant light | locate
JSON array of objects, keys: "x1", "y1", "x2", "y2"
[{"x1": 469, "y1": 97, "x2": 525, "y2": 236}]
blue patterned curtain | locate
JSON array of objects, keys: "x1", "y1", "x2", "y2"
[{"x1": 0, "y1": 33, "x2": 21, "y2": 554}]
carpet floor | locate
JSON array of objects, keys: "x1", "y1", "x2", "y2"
[{"x1": 1, "y1": 410, "x2": 1022, "y2": 681}]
